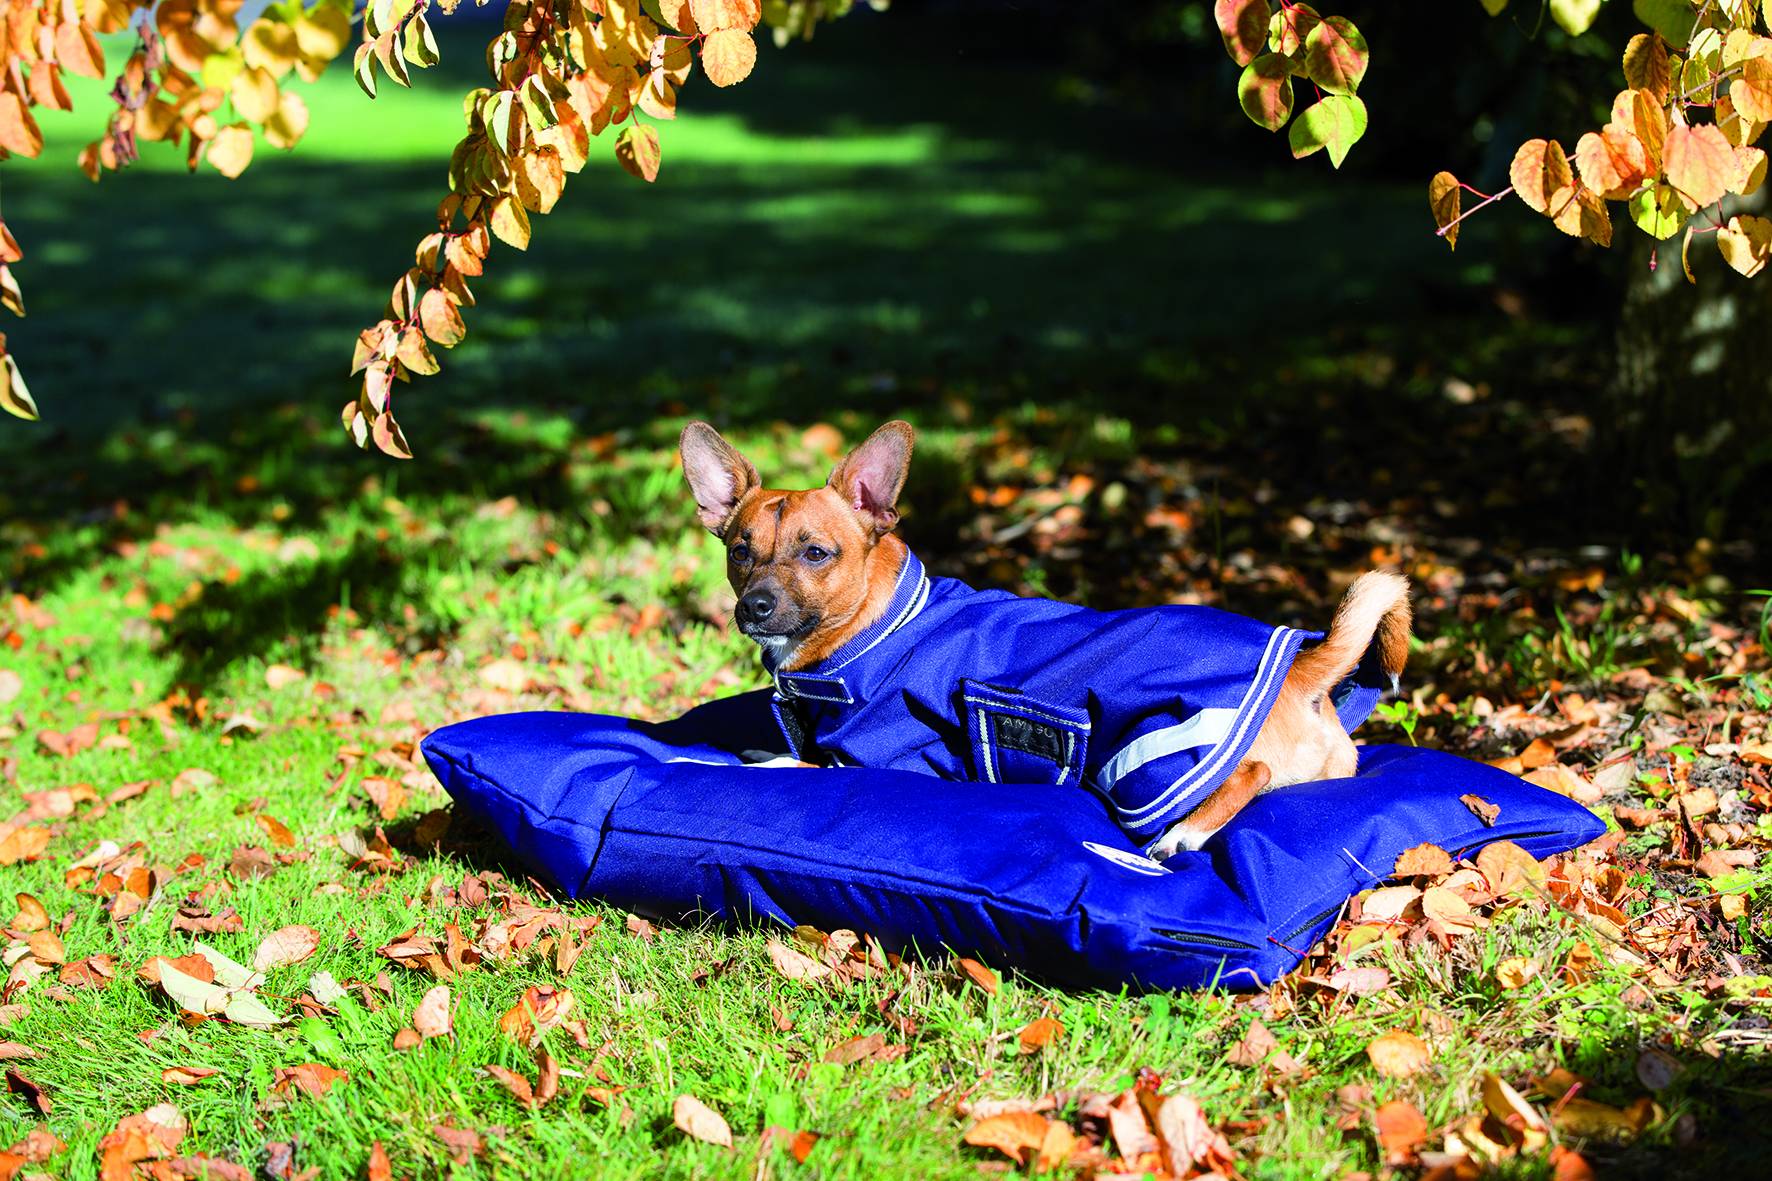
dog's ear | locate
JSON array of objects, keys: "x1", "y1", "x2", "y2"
[
  {"x1": 829, "y1": 420, "x2": 914, "y2": 536},
  {"x1": 679, "y1": 422, "x2": 760, "y2": 535}
]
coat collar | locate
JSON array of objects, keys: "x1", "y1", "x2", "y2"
[{"x1": 771, "y1": 548, "x2": 929, "y2": 703}]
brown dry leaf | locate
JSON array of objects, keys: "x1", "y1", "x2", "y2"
[
  {"x1": 97, "y1": 1103, "x2": 187, "y2": 1178},
  {"x1": 673, "y1": 1094, "x2": 733, "y2": 1148},
  {"x1": 823, "y1": 1033, "x2": 886, "y2": 1065},
  {"x1": 0, "y1": 1042, "x2": 36, "y2": 1060},
  {"x1": 1496, "y1": 957, "x2": 1539, "y2": 989},
  {"x1": 498, "y1": 985, "x2": 574, "y2": 1046},
  {"x1": 1226, "y1": 1017, "x2": 1277, "y2": 1066},
  {"x1": 1367, "y1": 1030, "x2": 1431, "y2": 1078},
  {"x1": 1361, "y1": 885, "x2": 1420, "y2": 921},
  {"x1": 956, "y1": 957, "x2": 999, "y2": 995},
  {"x1": 252, "y1": 925, "x2": 320, "y2": 972},
  {"x1": 1563, "y1": 940, "x2": 1598, "y2": 984},
  {"x1": 170, "y1": 768, "x2": 219, "y2": 798},
  {"x1": 1153, "y1": 1092, "x2": 1234, "y2": 1174},
  {"x1": 1552, "y1": 1096, "x2": 1656, "y2": 1143},
  {"x1": 1476, "y1": 840, "x2": 1546, "y2": 896},
  {"x1": 1480, "y1": 1073, "x2": 1550, "y2": 1151},
  {"x1": 257, "y1": 814, "x2": 296, "y2": 848},
  {"x1": 5, "y1": 1068, "x2": 48, "y2": 1114},
  {"x1": 367, "y1": 1141, "x2": 393, "y2": 1181},
  {"x1": 1519, "y1": 738, "x2": 1557, "y2": 769},
  {"x1": 1374, "y1": 1099, "x2": 1428, "y2": 1162},
  {"x1": 1393, "y1": 842, "x2": 1454, "y2": 878},
  {"x1": 361, "y1": 776, "x2": 406, "y2": 822},
  {"x1": 264, "y1": 664, "x2": 305, "y2": 690},
  {"x1": 1461, "y1": 794, "x2": 1501, "y2": 825},
  {"x1": 0, "y1": 826, "x2": 49, "y2": 866},
  {"x1": 1106, "y1": 1090, "x2": 1159, "y2": 1159},
  {"x1": 161, "y1": 1065, "x2": 220, "y2": 1085},
  {"x1": 962, "y1": 1110, "x2": 1051, "y2": 1165},
  {"x1": 1526, "y1": 763, "x2": 1602, "y2": 803},
  {"x1": 485, "y1": 1064, "x2": 535, "y2": 1107},
  {"x1": 10, "y1": 893, "x2": 49, "y2": 932},
  {"x1": 392, "y1": 1028, "x2": 421, "y2": 1051},
  {"x1": 765, "y1": 939, "x2": 831, "y2": 983},
  {"x1": 414, "y1": 985, "x2": 452, "y2": 1040},
  {"x1": 271, "y1": 1062, "x2": 349, "y2": 1099},
  {"x1": 1017, "y1": 1016, "x2": 1064, "y2": 1054}
]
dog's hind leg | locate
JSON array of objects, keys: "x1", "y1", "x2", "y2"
[{"x1": 1148, "y1": 760, "x2": 1272, "y2": 861}]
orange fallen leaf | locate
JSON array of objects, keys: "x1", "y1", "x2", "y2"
[
  {"x1": 257, "y1": 814, "x2": 296, "y2": 848},
  {"x1": 1367, "y1": 1030, "x2": 1431, "y2": 1078},
  {"x1": 956, "y1": 956, "x2": 999, "y2": 995},
  {"x1": 1017, "y1": 1016, "x2": 1064, "y2": 1054},
  {"x1": 271, "y1": 1062, "x2": 348, "y2": 1099},
  {"x1": 1374, "y1": 1099, "x2": 1427, "y2": 1162},
  {"x1": 367, "y1": 1141, "x2": 393, "y2": 1181},
  {"x1": 764, "y1": 939, "x2": 831, "y2": 983},
  {"x1": 161, "y1": 1065, "x2": 220, "y2": 1085},
  {"x1": 1393, "y1": 842, "x2": 1453, "y2": 877},
  {"x1": 962, "y1": 1110, "x2": 1051, "y2": 1165}
]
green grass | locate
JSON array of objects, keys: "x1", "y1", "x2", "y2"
[{"x1": 1, "y1": 11, "x2": 1769, "y2": 1181}]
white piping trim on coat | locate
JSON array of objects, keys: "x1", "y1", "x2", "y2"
[{"x1": 1114, "y1": 627, "x2": 1296, "y2": 824}]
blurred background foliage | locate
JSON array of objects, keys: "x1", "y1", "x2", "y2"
[{"x1": 0, "y1": 0, "x2": 1764, "y2": 634}]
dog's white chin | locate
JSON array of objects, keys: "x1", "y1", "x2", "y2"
[{"x1": 752, "y1": 634, "x2": 797, "y2": 664}]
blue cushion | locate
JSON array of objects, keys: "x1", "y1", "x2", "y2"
[{"x1": 420, "y1": 692, "x2": 1604, "y2": 991}]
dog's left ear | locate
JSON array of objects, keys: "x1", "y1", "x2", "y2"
[{"x1": 829, "y1": 420, "x2": 914, "y2": 536}]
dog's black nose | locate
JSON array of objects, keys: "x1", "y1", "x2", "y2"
[{"x1": 738, "y1": 589, "x2": 776, "y2": 623}]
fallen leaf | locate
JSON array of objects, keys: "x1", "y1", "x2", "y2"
[
  {"x1": 1360, "y1": 885, "x2": 1420, "y2": 921},
  {"x1": 1477, "y1": 840, "x2": 1547, "y2": 896},
  {"x1": 1526, "y1": 763, "x2": 1603, "y2": 803},
  {"x1": 257, "y1": 814, "x2": 296, "y2": 848},
  {"x1": 1153, "y1": 1092, "x2": 1234, "y2": 1174},
  {"x1": 264, "y1": 664, "x2": 305, "y2": 690},
  {"x1": 956, "y1": 957, "x2": 999, "y2": 995},
  {"x1": 0, "y1": 1042, "x2": 37, "y2": 1060},
  {"x1": 1017, "y1": 1016, "x2": 1064, "y2": 1054},
  {"x1": 673, "y1": 1094, "x2": 733, "y2": 1148},
  {"x1": 963, "y1": 1110, "x2": 1051, "y2": 1165},
  {"x1": 161, "y1": 1065, "x2": 220, "y2": 1085},
  {"x1": 1106, "y1": 1090, "x2": 1159, "y2": 1159},
  {"x1": 1367, "y1": 1030, "x2": 1431, "y2": 1078},
  {"x1": 1520, "y1": 738, "x2": 1557, "y2": 769},
  {"x1": 271, "y1": 1062, "x2": 348, "y2": 1099},
  {"x1": 1461, "y1": 794, "x2": 1501, "y2": 825},
  {"x1": 415, "y1": 985, "x2": 452, "y2": 1040},
  {"x1": 1374, "y1": 1099, "x2": 1428, "y2": 1162},
  {"x1": 485, "y1": 1063, "x2": 536, "y2": 1107},
  {"x1": 4, "y1": 1068, "x2": 48, "y2": 1114},
  {"x1": 823, "y1": 1033, "x2": 886, "y2": 1064},
  {"x1": 367, "y1": 1141, "x2": 393, "y2": 1181},
  {"x1": 1393, "y1": 842, "x2": 1454, "y2": 877},
  {"x1": 10, "y1": 893, "x2": 48, "y2": 932},
  {"x1": 765, "y1": 939, "x2": 831, "y2": 983},
  {"x1": 1496, "y1": 957, "x2": 1538, "y2": 989},
  {"x1": 361, "y1": 776, "x2": 406, "y2": 822},
  {"x1": 252, "y1": 925, "x2": 320, "y2": 972},
  {"x1": 1226, "y1": 1017, "x2": 1277, "y2": 1066}
]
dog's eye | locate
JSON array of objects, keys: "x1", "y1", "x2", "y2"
[
  {"x1": 803, "y1": 545, "x2": 831, "y2": 564},
  {"x1": 729, "y1": 542, "x2": 751, "y2": 563}
]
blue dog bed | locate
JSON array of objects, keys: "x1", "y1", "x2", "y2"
[{"x1": 420, "y1": 690, "x2": 1604, "y2": 991}]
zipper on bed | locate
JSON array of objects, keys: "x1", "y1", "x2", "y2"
[{"x1": 1152, "y1": 927, "x2": 1260, "y2": 951}]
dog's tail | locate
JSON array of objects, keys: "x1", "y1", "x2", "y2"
[{"x1": 1283, "y1": 572, "x2": 1411, "y2": 702}]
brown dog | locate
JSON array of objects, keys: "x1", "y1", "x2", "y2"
[{"x1": 680, "y1": 419, "x2": 1410, "y2": 858}]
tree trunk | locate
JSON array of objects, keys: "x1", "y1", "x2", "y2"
[{"x1": 1612, "y1": 191, "x2": 1772, "y2": 546}]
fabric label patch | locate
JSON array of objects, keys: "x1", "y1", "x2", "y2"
[
  {"x1": 991, "y1": 712, "x2": 1065, "y2": 764},
  {"x1": 1081, "y1": 841, "x2": 1171, "y2": 876}
]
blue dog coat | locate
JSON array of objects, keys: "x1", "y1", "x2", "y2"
[{"x1": 766, "y1": 549, "x2": 1387, "y2": 846}]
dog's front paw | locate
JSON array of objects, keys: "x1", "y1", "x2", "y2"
[{"x1": 1148, "y1": 823, "x2": 1214, "y2": 862}]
